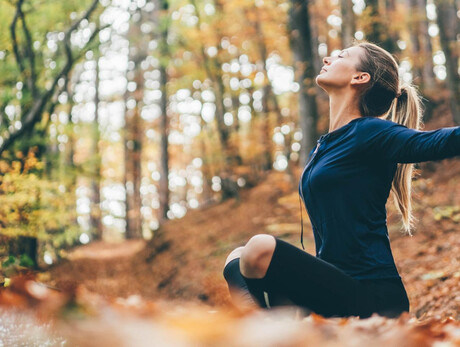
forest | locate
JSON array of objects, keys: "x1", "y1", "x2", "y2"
[{"x1": 0, "y1": 0, "x2": 459, "y2": 345}]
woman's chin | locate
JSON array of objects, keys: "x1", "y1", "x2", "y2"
[{"x1": 315, "y1": 75, "x2": 327, "y2": 89}]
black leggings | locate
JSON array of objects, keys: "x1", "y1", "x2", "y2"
[{"x1": 223, "y1": 237, "x2": 409, "y2": 318}]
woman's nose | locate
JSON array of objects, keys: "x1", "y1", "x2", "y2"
[{"x1": 323, "y1": 56, "x2": 331, "y2": 65}]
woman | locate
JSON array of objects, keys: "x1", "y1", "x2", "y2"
[{"x1": 222, "y1": 42, "x2": 460, "y2": 319}]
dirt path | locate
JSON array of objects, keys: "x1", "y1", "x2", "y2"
[{"x1": 65, "y1": 240, "x2": 146, "y2": 261}]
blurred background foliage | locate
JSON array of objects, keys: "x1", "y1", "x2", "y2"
[{"x1": 0, "y1": 0, "x2": 458, "y2": 274}]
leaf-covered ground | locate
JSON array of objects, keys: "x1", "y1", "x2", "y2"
[
  {"x1": 43, "y1": 157, "x2": 460, "y2": 322},
  {"x1": 1, "y1": 112, "x2": 459, "y2": 345}
]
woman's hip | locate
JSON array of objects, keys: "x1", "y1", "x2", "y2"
[{"x1": 356, "y1": 277, "x2": 410, "y2": 318}]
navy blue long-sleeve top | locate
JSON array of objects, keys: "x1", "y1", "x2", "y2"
[{"x1": 299, "y1": 116, "x2": 460, "y2": 280}]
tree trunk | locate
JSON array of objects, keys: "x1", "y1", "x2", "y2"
[
  {"x1": 124, "y1": 11, "x2": 144, "y2": 239},
  {"x1": 213, "y1": 68, "x2": 232, "y2": 160},
  {"x1": 386, "y1": 0, "x2": 397, "y2": 10},
  {"x1": 190, "y1": 0, "x2": 239, "y2": 200},
  {"x1": 289, "y1": 0, "x2": 319, "y2": 165},
  {"x1": 157, "y1": 0, "x2": 170, "y2": 222},
  {"x1": 253, "y1": 10, "x2": 274, "y2": 170},
  {"x1": 417, "y1": 0, "x2": 436, "y2": 91},
  {"x1": 407, "y1": 0, "x2": 423, "y2": 84},
  {"x1": 435, "y1": 0, "x2": 460, "y2": 124},
  {"x1": 231, "y1": 92, "x2": 240, "y2": 132},
  {"x1": 365, "y1": 0, "x2": 398, "y2": 53},
  {"x1": 124, "y1": 103, "x2": 143, "y2": 239},
  {"x1": 191, "y1": 0, "x2": 231, "y2": 164},
  {"x1": 308, "y1": 1, "x2": 322, "y2": 79},
  {"x1": 341, "y1": 0, "x2": 356, "y2": 47},
  {"x1": 200, "y1": 120, "x2": 214, "y2": 206},
  {"x1": 90, "y1": 51, "x2": 102, "y2": 240},
  {"x1": 407, "y1": 0, "x2": 436, "y2": 91}
]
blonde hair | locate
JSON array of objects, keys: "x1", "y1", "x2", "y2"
[{"x1": 356, "y1": 42, "x2": 422, "y2": 235}]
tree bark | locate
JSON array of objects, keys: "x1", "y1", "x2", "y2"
[
  {"x1": 341, "y1": 0, "x2": 356, "y2": 47},
  {"x1": 124, "y1": 103, "x2": 143, "y2": 239},
  {"x1": 124, "y1": 10, "x2": 145, "y2": 239},
  {"x1": 189, "y1": 0, "x2": 239, "y2": 200},
  {"x1": 435, "y1": 0, "x2": 460, "y2": 124},
  {"x1": 157, "y1": 0, "x2": 170, "y2": 222},
  {"x1": 417, "y1": 0, "x2": 436, "y2": 91},
  {"x1": 289, "y1": 0, "x2": 319, "y2": 165},
  {"x1": 189, "y1": 0, "x2": 230, "y2": 159},
  {"x1": 407, "y1": 0, "x2": 423, "y2": 84},
  {"x1": 407, "y1": 0, "x2": 436, "y2": 91},
  {"x1": 90, "y1": 51, "x2": 103, "y2": 240},
  {"x1": 252, "y1": 9, "x2": 274, "y2": 170},
  {"x1": 364, "y1": 0, "x2": 398, "y2": 53}
]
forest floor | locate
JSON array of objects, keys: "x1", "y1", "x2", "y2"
[
  {"x1": 1, "y1": 111, "x2": 460, "y2": 346},
  {"x1": 44, "y1": 159, "x2": 460, "y2": 319}
]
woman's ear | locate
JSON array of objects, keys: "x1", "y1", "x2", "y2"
[{"x1": 350, "y1": 72, "x2": 371, "y2": 85}]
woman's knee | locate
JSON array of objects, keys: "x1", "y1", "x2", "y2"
[
  {"x1": 240, "y1": 234, "x2": 276, "y2": 279},
  {"x1": 224, "y1": 246, "x2": 244, "y2": 268}
]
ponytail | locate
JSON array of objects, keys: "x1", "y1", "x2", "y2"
[
  {"x1": 356, "y1": 42, "x2": 424, "y2": 235},
  {"x1": 387, "y1": 84, "x2": 423, "y2": 235}
]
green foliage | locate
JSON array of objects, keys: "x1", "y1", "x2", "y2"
[
  {"x1": 2, "y1": 255, "x2": 17, "y2": 268},
  {"x1": 1, "y1": 254, "x2": 35, "y2": 268},
  {"x1": 0, "y1": 0, "x2": 103, "y2": 155},
  {"x1": 0, "y1": 254, "x2": 35, "y2": 278},
  {"x1": 19, "y1": 253, "x2": 35, "y2": 267}
]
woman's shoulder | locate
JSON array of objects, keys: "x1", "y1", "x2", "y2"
[
  {"x1": 352, "y1": 117, "x2": 405, "y2": 146},
  {"x1": 358, "y1": 116, "x2": 401, "y2": 128},
  {"x1": 355, "y1": 116, "x2": 407, "y2": 135}
]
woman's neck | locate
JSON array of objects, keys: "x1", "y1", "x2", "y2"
[{"x1": 328, "y1": 91, "x2": 362, "y2": 132}]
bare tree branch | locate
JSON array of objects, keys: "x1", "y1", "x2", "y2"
[
  {"x1": 0, "y1": 0, "x2": 102, "y2": 155},
  {"x1": 74, "y1": 24, "x2": 110, "y2": 62},
  {"x1": 17, "y1": 0, "x2": 38, "y2": 98},
  {"x1": 65, "y1": 0, "x2": 100, "y2": 38},
  {"x1": 41, "y1": 22, "x2": 109, "y2": 136},
  {"x1": 10, "y1": 0, "x2": 27, "y2": 76}
]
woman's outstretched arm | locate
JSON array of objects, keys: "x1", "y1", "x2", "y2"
[{"x1": 359, "y1": 118, "x2": 460, "y2": 163}]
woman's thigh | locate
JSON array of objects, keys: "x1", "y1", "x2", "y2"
[
  {"x1": 262, "y1": 238, "x2": 410, "y2": 318},
  {"x1": 263, "y1": 237, "x2": 364, "y2": 317}
]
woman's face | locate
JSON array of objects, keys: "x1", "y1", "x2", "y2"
[{"x1": 316, "y1": 46, "x2": 369, "y2": 92}]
